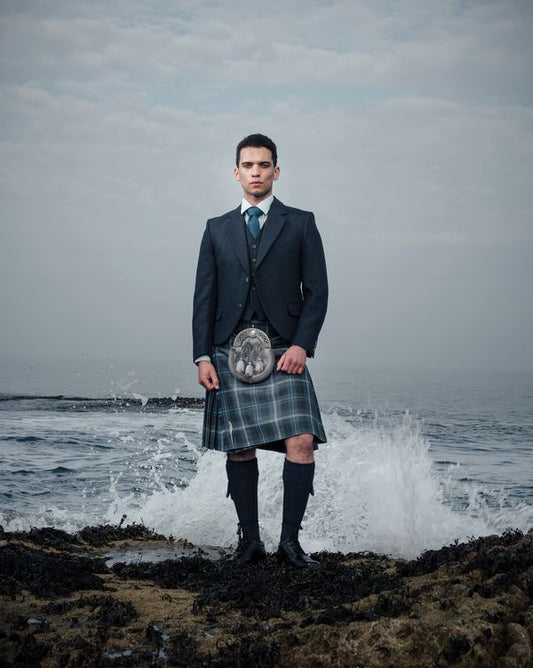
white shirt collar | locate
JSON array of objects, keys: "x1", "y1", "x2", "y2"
[{"x1": 241, "y1": 194, "x2": 274, "y2": 216}]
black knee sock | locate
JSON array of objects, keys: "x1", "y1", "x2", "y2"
[
  {"x1": 226, "y1": 458, "x2": 260, "y2": 542},
  {"x1": 280, "y1": 459, "x2": 315, "y2": 543}
]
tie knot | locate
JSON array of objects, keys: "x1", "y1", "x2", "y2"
[{"x1": 247, "y1": 207, "x2": 262, "y2": 218}]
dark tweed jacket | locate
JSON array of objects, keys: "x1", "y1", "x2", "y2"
[{"x1": 192, "y1": 197, "x2": 328, "y2": 361}]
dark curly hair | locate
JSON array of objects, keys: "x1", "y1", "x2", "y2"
[{"x1": 236, "y1": 134, "x2": 277, "y2": 166}]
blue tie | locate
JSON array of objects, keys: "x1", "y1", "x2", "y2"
[{"x1": 246, "y1": 206, "x2": 262, "y2": 239}]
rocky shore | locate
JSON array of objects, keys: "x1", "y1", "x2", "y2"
[{"x1": 1, "y1": 525, "x2": 531, "y2": 667}]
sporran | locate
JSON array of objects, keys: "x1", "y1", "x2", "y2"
[{"x1": 228, "y1": 327, "x2": 275, "y2": 383}]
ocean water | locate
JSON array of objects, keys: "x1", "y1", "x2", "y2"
[{"x1": 0, "y1": 366, "x2": 531, "y2": 559}]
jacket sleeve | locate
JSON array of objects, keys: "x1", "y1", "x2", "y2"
[
  {"x1": 192, "y1": 222, "x2": 218, "y2": 361},
  {"x1": 291, "y1": 214, "x2": 328, "y2": 357}
]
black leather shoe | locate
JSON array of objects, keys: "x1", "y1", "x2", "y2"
[
  {"x1": 226, "y1": 538, "x2": 266, "y2": 564},
  {"x1": 276, "y1": 538, "x2": 319, "y2": 568}
]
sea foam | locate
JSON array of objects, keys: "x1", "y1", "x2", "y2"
[{"x1": 100, "y1": 410, "x2": 532, "y2": 559}]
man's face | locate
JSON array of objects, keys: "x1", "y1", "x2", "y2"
[{"x1": 234, "y1": 146, "x2": 280, "y2": 203}]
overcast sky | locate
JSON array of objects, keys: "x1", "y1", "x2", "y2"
[{"x1": 1, "y1": 0, "x2": 532, "y2": 394}]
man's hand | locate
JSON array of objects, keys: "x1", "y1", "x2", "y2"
[
  {"x1": 277, "y1": 345, "x2": 307, "y2": 375},
  {"x1": 198, "y1": 361, "x2": 220, "y2": 391}
]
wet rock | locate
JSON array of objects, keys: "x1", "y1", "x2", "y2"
[
  {"x1": 399, "y1": 530, "x2": 527, "y2": 578},
  {"x1": 0, "y1": 543, "x2": 106, "y2": 598},
  {"x1": 1, "y1": 525, "x2": 532, "y2": 666},
  {"x1": 44, "y1": 595, "x2": 137, "y2": 628},
  {"x1": 504, "y1": 622, "x2": 532, "y2": 667},
  {"x1": 164, "y1": 629, "x2": 202, "y2": 666},
  {"x1": 77, "y1": 523, "x2": 167, "y2": 547},
  {"x1": 11, "y1": 526, "x2": 82, "y2": 550},
  {"x1": 113, "y1": 552, "x2": 404, "y2": 622},
  {"x1": 12, "y1": 632, "x2": 51, "y2": 667},
  {"x1": 213, "y1": 635, "x2": 280, "y2": 667},
  {"x1": 439, "y1": 633, "x2": 471, "y2": 664}
]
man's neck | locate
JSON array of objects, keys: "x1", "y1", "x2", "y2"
[{"x1": 243, "y1": 193, "x2": 273, "y2": 206}]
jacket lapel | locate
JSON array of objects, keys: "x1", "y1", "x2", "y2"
[
  {"x1": 255, "y1": 197, "x2": 287, "y2": 268},
  {"x1": 224, "y1": 207, "x2": 249, "y2": 272}
]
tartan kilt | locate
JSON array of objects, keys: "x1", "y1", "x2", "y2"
[{"x1": 202, "y1": 335, "x2": 327, "y2": 454}]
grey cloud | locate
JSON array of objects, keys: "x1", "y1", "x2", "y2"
[
  {"x1": 1, "y1": 0, "x2": 532, "y2": 384},
  {"x1": 3, "y1": 1, "x2": 532, "y2": 106}
]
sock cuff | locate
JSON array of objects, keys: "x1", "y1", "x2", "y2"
[
  {"x1": 283, "y1": 459, "x2": 315, "y2": 476},
  {"x1": 226, "y1": 457, "x2": 258, "y2": 473},
  {"x1": 226, "y1": 457, "x2": 258, "y2": 498},
  {"x1": 283, "y1": 459, "x2": 315, "y2": 493}
]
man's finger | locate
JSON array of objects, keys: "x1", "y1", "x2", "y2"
[{"x1": 198, "y1": 363, "x2": 219, "y2": 390}]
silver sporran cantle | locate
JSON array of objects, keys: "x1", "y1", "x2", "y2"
[{"x1": 228, "y1": 328, "x2": 275, "y2": 383}]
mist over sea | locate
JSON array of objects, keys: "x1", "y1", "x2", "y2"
[{"x1": 1, "y1": 356, "x2": 531, "y2": 559}]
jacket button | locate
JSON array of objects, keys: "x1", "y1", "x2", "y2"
[
  {"x1": 244, "y1": 277, "x2": 249, "y2": 283},
  {"x1": 237, "y1": 302, "x2": 242, "y2": 308}
]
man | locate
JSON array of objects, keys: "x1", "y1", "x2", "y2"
[{"x1": 192, "y1": 134, "x2": 328, "y2": 568}]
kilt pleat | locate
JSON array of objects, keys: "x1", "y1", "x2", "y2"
[{"x1": 202, "y1": 337, "x2": 327, "y2": 453}]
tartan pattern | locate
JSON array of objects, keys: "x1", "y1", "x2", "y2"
[{"x1": 202, "y1": 336, "x2": 327, "y2": 453}]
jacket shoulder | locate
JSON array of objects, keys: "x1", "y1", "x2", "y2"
[{"x1": 206, "y1": 205, "x2": 241, "y2": 225}]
